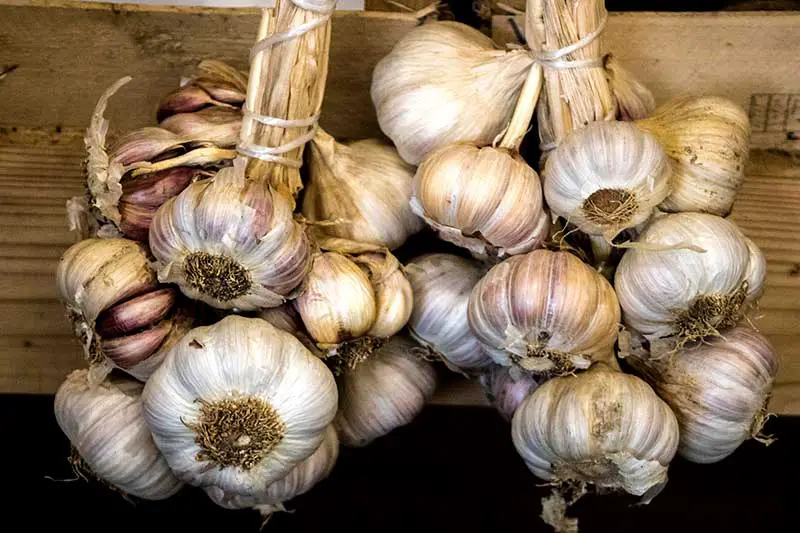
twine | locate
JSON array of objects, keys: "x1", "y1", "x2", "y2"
[{"x1": 237, "y1": 0, "x2": 338, "y2": 167}]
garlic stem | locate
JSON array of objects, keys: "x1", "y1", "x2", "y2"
[{"x1": 498, "y1": 63, "x2": 543, "y2": 151}]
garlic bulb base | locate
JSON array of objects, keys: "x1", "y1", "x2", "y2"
[
  {"x1": 671, "y1": 281, "x2": 748, "y2": 353},
  {"x1": 582, "y1": 188, "x2": 639, "y2": 233},
  {"x1": 184, "y1": 396, "x2": 286, "y2": 471},
  {"x1": 183, "y1": 251, "x2": 253, "y2": 304},
  {"x1": 511, "y1": 345, "x2": 592, "y2": 376},
  {"x1": 551, "y1": 453, "x2": 669, "y2": 497},
  {"x1": 328, "y1": 336, "x2": 388, "y2": 375}
]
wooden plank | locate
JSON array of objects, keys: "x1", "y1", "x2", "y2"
[
  {"x1": 0, "y1": 1, "x2": 417, "y2": 141},
  {"x1": 493, "y1": 12, "x2": 800, "y2": 152}
]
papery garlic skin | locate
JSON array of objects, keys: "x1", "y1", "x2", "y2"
[
  {"x1": 355, "y1": 252, "x2": 413, "y2": 339},
  {"x1": 335, "y1": 336, "x2": 436, "y2": 447},
  {"x1": 605, "y1": 56, "x2": 656, "y2": 121},
  {"x1": 54, "y1": 369, "x2": 183, "y2": 500},
  {"x1": 543, "y1": 121, "x2": 671, "y2": 239},
  {"x1": 142, "y1": 315, "x2": 338, "y2": 496},
  {"x1": 149, "y1": 162, "x2": 311, "y2": 311},
  {"x1": 295, "y1": 252, "x2": 377, "y2": 346},
  {"x1": 302, "y1": 130, "x2": 424, "y2": 250},
  {"x1": 480, "y1": 365, "x2": 540, "y2": 422},
  {"x1": 405, "y1": 253, "x2": 493, "y2": 371},
  {"x1": 371, "y1": 21, "x2": 534, "y2": 165},
  {"x1": 204, "y1": 425, "x2": 339, "y2": 515},
  {"x1": 411, "y1": 144, "x2": 549, "y2": 259},
  {"x1": 614, "y1": 213, "x2": 763, "y2": 351},
  {"x1": 468, "y1": 250, "x2": 620, "y2": 374},
  {"x1": 512, "y1": 363, "x2": 679, "y2": 496},
  {"x1": 636, "y1": 96, "x2": 751, "y2": 216},
  {"x1": 627, "y1": 326, "x2": 779, "y2": 464},
  {"x1": 743, "y1": 236, "x2": 767, "y2": 302}
]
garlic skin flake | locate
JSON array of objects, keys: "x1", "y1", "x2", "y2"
[
  {"x1": 54, "y1": 369, "x2": 183, "y2": 500},
  {"x1": 614, "y1": 212, "x2": 765, "y2": 353},
  {"x1": 302, "y1": 129, "x2": 424, "y2": 250},
  {"x1": 204, "y1": 425, "x2": 339, "y2": 516},
  {"x1": 142, "y1": 315, "x2": 338, "y2": 496},
  {"x1": 543, "y1": 121, "x2": 671, "y2": 240},
  {"x1": 149, "y1": 162, "x2": 311, "y2": 311},
  {"x1": 512, "y1": 363, "x2": 679, "y2": 497},
  {"x1": 405, "y1": 253, "x2": 493, "y2": 372},
  {"x1": 371, "y1": 21, "x2": 534, "y2": 165},
  {"x1": 335, "y1": 336, "x2": 437, "y2": 447},
  {"x1": 468, "y1": 249, "x2": 621, "y2": 375},
  {"x1": 636, "y1": 96, "x2": 751, "y2": 216},
  {"x1": 627, "y1": 326, "x2": 779, "y2": 464}
]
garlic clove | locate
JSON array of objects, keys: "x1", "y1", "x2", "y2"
[
  {"x1": 101, "y1": 318, "x2": 174, "y2": 369},
  {"x1": 335, "y1": 336, "x2": 436, "y2": 447},
  {"x1": 96, "y1": 288, "x2": 177, "y2": 337},
  {"x1": 195, "y1": 79, "x2": 247, "y2": 106},
  {"x1": 160, "y1": 107, "x2": 242, "y2": 147},
  {"x1": 110, "y1": 128, "x2": 188, "y2": 166},
  {"x1": 743, "y1": 236, "x2": 767, "y2": 303},
  {"x1": 118, "y1": 201, "x2": 157, "y2": 242},
  {"x1": 371, "y1": 21, "x2": 534, "y2": 165},
  {"x1": 120, "y1": 167, "x2": 203, "y2": 207},
  {"x1": 354, "y1": 252, "x2": 413, "y2": 339},
  {"x1": 54, "y1": 369, "x2": 184, "y2": 500},
  {"x1": 156, "y1": 85, "x2": 222, "y2": 121},
  {"x1": 142, "y1": 315, "x2": 338, "y2": 496},
  {"x1": 627, "y1": 326, "x2": 779, "y2": 464}
]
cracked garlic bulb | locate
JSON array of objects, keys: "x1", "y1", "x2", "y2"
[
  {"x1": 335, "y1": 336, "x2": 437, "y2": 447},
  {"x1": 636, "y1": 96, "x2": 751, "y2": 215},
  {"x1": 54, "y1": 369, "x2": 183, "y2": 500},
  {"x1": 512, "y1": 363, "x2": 679, "y2": 497},
  {"x1": 614, "y1": 212, "x2": 765, "y2": 355},
  {"x1": 142, "y1": 315, "x2": 337, "y2": 496},
  {"x1": 405, "y1": 253, "x2": 493, "y2": 372},
  {"x1": 468, "y1": 249, "x2": 620, "y2": 375},
  {"x1": 626, "y1": 326, "x2": 779, "y2": 464},
  {"x1": 204, "y1": 425, "x2": 339, "y2": 517},
  {"x1": 149, "y1": 160, "x2": 311, "y2": 311},
  {"x1": 56, "y1": 238, "x2": 191, "y2": 382},
  {"x1": 543, "y1": 121, "x2": 671, "y2": 241},
  {"x1": 371, "y1": 21, "x2": 534, "y2": 165},
  {"x1": 301, "y1": 129, "x2": 424, "y2": 250}
]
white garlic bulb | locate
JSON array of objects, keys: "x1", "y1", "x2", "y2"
[
  {"x1": 301, "y1": 129, "x2": 424, "y2": 250},
  {"x1": 149, "y1": 161, "x2": 311, "y2": 311},
  {"x1": 204, "y1": 425, "x2": 339, "y2": 516},
  {"x1": 142, "y1": 315, "x2": 338, "y2": 496},
  {"x1": 636, "y1": 96, "x2": 751, "y2": 216},
  {"x1": 512, "y1": 363, "x2": 680, "y2": 497},
  {"x1": 54, "y1": 369, "x2": 183, "y2": 500},
  {"x1": 335, "y1": 336, "x2": 437, "y2": 447},
  {"x1": 480, "y1": 365, "x2": 540, "y2": 422},
  {"x1": 627, "y1": 326, "x2": 779, "y2": 464},
  {"x1": 614, "y1": 212, "x2": 765, "y2": 354},
  {"x1": 371, "y1": 21, "x2": 534, "y2": 165},
  {"x1": 468, "y1": 249, "x2": 621, "y2": 375},
  {"x1": 405, "y1": 253, "x2": 493, "y2": 372},
  {"x1": 56, "y1": 237, "x2": 191, "y2": 382},
  {"x1": 354, "y1": 252, "x2": 413, "y2": 339},
  {"x1": 543, "y1": 121, "x2": 671, "y2": 241}
]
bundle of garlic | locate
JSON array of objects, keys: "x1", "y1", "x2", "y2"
[
  {"x1": 371, "y1": 20, "x2": 535, "y2": 165},
  {"x1": 54, "y1": 369, "x2": 184, "y2": 500},
  {"x1": 615, "y1": 212, "x2": 766, "y2": 355},
  {"x1": 411, "y1": 63, "x2": 549, "y2": 259},
  {"x1": 624, "y1": 326, "x2": 779, "y2": 464},
  {"x1": 56, "y1": 238, "x2": 193, "y2": 382},
  {"x1": 405, "y1": 253, "x2": 494, "y2": 373},
  {"x1": 142, "y1": 315, "x2": 338, "y2": 495},
  {"x1": 301, "y1": 128, "x2": 424, "y2": 250}
]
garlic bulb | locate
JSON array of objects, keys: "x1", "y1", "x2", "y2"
[
  {"x1": 512, "y1": 363, "x2": 679, "y2": 497},
  {"x1": 301, "y1": 128, "x2": 424, "y2": 250},
  {"x1": 204, "y1": 425, "x2": 339, "y2": 516},
  {"x1": 371, "y1": 21, "x2": 534, "y2": 165},
  {"x1": 149, "y1": 161, "x2": 311, "y2": 311},
  {"x1": 605, "y1": 55, "x2": 656, "y2": 121},
  {"x1": 468, "y1": 249, "x2": 620, "y2": 375},
  {"x1": 56, "y1": 238, "x2": 191, "y2": 381},
  {"x1": 405, "y1": 253, "x2": 493, "y2": 372},
  {"x1": 480, "y1": 365, "x2": 540, "y2": 422},
  {"x1": 142, "y1": 315, "x2": 338, "y2": 496},
  {"x1": 614, "y1": 212, "x2": 765, "y2": 353},
  {"x1": 543, "y1": 121, "x2": 671, "y2": 241},
  {"x1": 54, "y1": 369, "x2": 183, "y2": 500},
  {"x1": 626, "y1": 326, "x2": 779, "y2": 464},
  {"x1": 157, "y1": 59, "x2": 247, "y2": 121},
  {"x1": 636, "y1": 96, "x2": 751, "y2": 215},
  {"x1": 335, "y1": 336, "x2": 436, "y2": 447},
  {"x1": 354, "y1": 252, "x2": 413, "y2": 338}
]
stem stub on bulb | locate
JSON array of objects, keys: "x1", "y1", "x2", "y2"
[
  {"x1": 187, "y1": 396, "x2": 286, "y2": 470},
  {"x1": 582, "y1": 188, "x2": 638, "y2": 228},
  {"x1": 183, "y1": 252, "x2": 252, "y2": 303},
  {"x1": 329, "y1": 336, "x2": 387, "y2": 375},
  {"x1": 673, "y1": 282, "x2": 748, "y2": 349}
]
